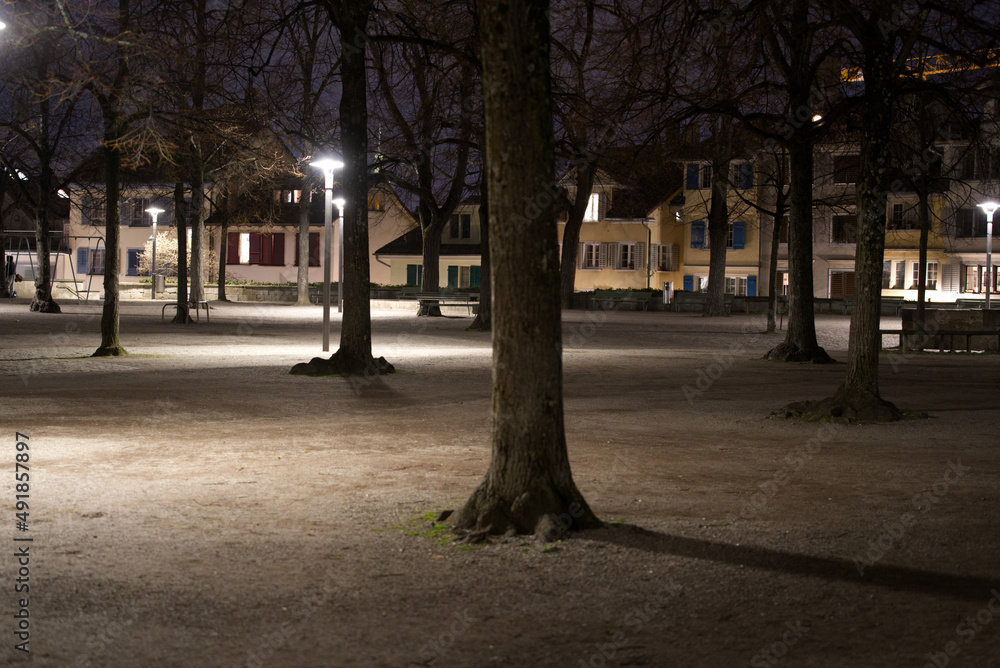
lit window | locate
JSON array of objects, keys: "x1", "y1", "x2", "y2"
[{"x1": 584, "y1": 194, "x2": 600, "y2": 221}]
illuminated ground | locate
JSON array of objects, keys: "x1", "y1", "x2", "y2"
[{"x1": 2, "y1": 300, "x2": 999, "y2": 667}]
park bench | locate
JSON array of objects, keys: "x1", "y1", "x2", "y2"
[
  {"x1": 880, "y1": 328, "x2": 1000, "y2": 352},
  {"x1": 592, "y1": 290, "x2": 650, "y2": 311},
  {"x1": 955, "y1": 298, "x2": 984, "y2": 309},
  {"x1": 671, "y1": 291, "x2": 732, "y2": 315},
  {"x1": 881, "y1": 295, "x2": 905, "y2": 316},
  {"x1": 396, "y1": 287, "x2": 478, "y2": 315},
  {"x1": 162, "y1": 300, "x2": 210, "y2": 323}
]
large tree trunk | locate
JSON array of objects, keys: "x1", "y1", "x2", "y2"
[
  {"x1": 765, "y1": 138, "x2": 831, "y2": 362},
  {"x1": 189, "y1": 163, "x2": 205, "y2": 306},
  {"x1": 453, "y1": 0, "x2": 600, "y2": 541},
  {"x1": 296, "y1": 174, "x2": 316, "y2": 305},
  {"x1": 767, "y1": 199, "x2": 787, "y2": 333},
  {"x1": 559, "y1": 162, "x2": 595, "y2": 310},
  {"x1": 217, "y1": 218, "x2": 229, "y2": 301},
  {"x1": 94, "y1": 131, "x2": 127, "y2": 356},
  {"x1": 839, "y1": 49, "x2": 900, "y2": 418},
  {"x1": 468, "y1": 178, "x2": 492, "y2": 331},
  {"x1": 291, "y1": 0, "x2": 392, "y2": 377},
  {"x1": 418, "y1": 210, "x2": 445, "y2": 316},
  {"x1": 30, "y1": 164, "x2": 60, "y2": 313},
  {"x1": 172, "y1": 182, "x2": 192, "y2": 324},
  {"x1": 705, "y1": 125, "x2": 732, "y2": 317},
  {"x1": 915, "y1": 190, "x2": 930, "y2": 324}
]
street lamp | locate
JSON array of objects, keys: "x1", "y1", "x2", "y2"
[
  {"x1": 977, "y1": 200, "x2": 997, "y2": 310},
  {"x1": 333, "y1": 197, "x2": 346, "y2": 314},
  {"x1": 146, "y1": 207, "x2": 164, "y2": 298},
  {"x1": 310, "y1": 158, "x2": 344, "y2": 352}
]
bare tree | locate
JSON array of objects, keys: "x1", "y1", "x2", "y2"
[{"x1": 453, "y1": 0, "x2": 599, "y2": 540}]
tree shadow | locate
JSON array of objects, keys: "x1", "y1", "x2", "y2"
[{"x1": 578, "y1": 523, "x2": 998, "y2": 601}]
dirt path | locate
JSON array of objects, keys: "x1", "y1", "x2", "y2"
[{"x1": 2, "y1": 300, "x2": 999, "y2": 667}]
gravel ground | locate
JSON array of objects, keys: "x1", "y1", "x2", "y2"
[{"x1": 1, "y1": 299, "x2": 998, "y2": 667}]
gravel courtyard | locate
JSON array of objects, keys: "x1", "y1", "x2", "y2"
[{"x1": 1, "y1": 299, "x2": 998, "y2": 667}]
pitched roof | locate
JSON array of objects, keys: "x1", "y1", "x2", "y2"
[{"x1": 374, "y1": 226, "x2": 482, "y2": 256}]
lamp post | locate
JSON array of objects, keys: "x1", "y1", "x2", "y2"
[
  {"x1": 146, "y1": 207, "x2": 164, "y2": 298},
  {"x1": 310, "y1": 158, "x2": 344, "y2": 351},
  {"x1": 977, "y1": 200, "x2": 997, "y2": 310},
  {"x1": 333, "y1": 198, "x2": 346, "y2": 314}
]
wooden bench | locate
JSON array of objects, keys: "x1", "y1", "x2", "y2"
[
  {"x1": 592, "y1": 290, "x2": 650, "y2": 311},
  {"x1": 880, "y1": 328, "x2": 1000, "y2": 352},
  {"x1": 162, "y1": 300, "x2": 210, "y2": 323},
  {"x1": 956, "y1": 298, "x2": 984, "y2": 309},
  {"x1": 671, "y1": 291, "x2": 732, "y2": 315},
  {"x1": 395, "y1": 288, "x2": 478, "y2": 315},
  {"x1": 881, "y1": 295, "x2": 905, "y2": 316}
]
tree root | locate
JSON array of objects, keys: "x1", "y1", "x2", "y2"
[
  {"x1": 773, "y1": 386, "x2": 920, "y2": 423},
  {"x1": 764, "y1": 341, "x2": 836, "y2": 364},
  {"x1": 451, "y1": 479, "x2": 602, "y2": 543},
  {"x1": 92, "y1": 346, "x2": 128, "y2": 358},
  {"x1": 289, "y1": 349, "x2": 395, "y2": 376},
  {"x1": 29, "y1": 298, "x2": 61, "y2": 313}
]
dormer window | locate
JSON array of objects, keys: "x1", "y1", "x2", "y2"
[{"x1": 584, "y1": 193, "x2": 600, "y2": 221}]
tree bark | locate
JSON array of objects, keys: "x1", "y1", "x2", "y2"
[
  {"x1": 559, "y1": 162, "x2": 595, "y2": 310},
  {"x1": 296, "y1": 174, "x2": 316, "y2": 305},
  {"x1": 217, "y1": 217, "x2": 229, "y2": 301},
  {"x1": 189, "y1": 162, "x2": 206, "y2": 306},
  {"x1": 29, "y1": 175, "x2": 60, "y2": 313},
  {"x1": 291, "y1": 0, "x2": 393, "y2": 377},
  {"x1": 764, "y1": 138, "x2": 831, "y2": 362},
  {"x1": 453, "y1": 0, "x2": 599, "y2": 541},
  {"x1": 172, "y1": 182, "x2": 192, "y2": 324},
  {"x1": 767, "y1": 200, "x2": 786, "y2": 333},
  {"x1": 468, "y1": 178, "x2": 492, "y2": 331},
  {"x1": 705, "y1": 120, "x2": 733, "y2": 317},
  {"x1": 94, "y1": 125, "x2": 127, "y2": 356}
]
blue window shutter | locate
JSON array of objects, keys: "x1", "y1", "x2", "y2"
[
  {"x1": 77, "y1": 248, "x2": 88, "y2": 274},
  {"x1": 447, "y1": 265, "x2": 458, "y2": 288},
  {"x1": 470, "y1": 265, "x2": 481, "y2": 288},
  {"x1": 747, "y1": 275, "x2": 757, "y2": 297},
  {"x1": 686, "y1": 164, "x2": 700, "y2": 190},
  {"x1": 733, "y1": 220, "x2": 745, "y2": 249},
  {"x1": 683, "y1": 275, "x2": 694, "y2": 291},
  {"x1": 691, "y1": 221, "x2": 705, "y2": 249}
]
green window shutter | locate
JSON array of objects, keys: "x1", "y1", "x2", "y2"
[
  {"x1": 470, "y1": 265, "x2": 481, "y2": 288},
  {"x1": 447, "y1": 265, "x2": 458, "y2": 288},
  {"x1": 406, "y1": 264, "x2": 418, "y2": 286}
]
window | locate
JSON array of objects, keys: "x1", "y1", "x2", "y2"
[
  {"x1": 960, "y1": 148, "x2": 1000, "y2": 181},
  {"x1": 955, "y1": 208, "x2": 989, "y2": 238},
  {"x1": 830, "y1": 270, "x2": 855, "y2": 298},
  {"x1": 832, "y1": 214, "x2": 857, "y2": 244},
  {"x1": 123, "y1": 197, "x2": 152, "y2": 227},
  {"x1": 654, "y1": 243, "x2": 677, "y2": 271},
  {"x1": 81, "y1": 197, "x2": 107, "y2": 226},
  {"x1": 887, "y1": 203, "x2": 917, "y2": 230},
  {"x1": 687, "y1": 163, "x2": 711, "y2": 189},
  {"x1": 406, "y1": 264, "x2": 423, "y2": 286},
  {"x1": 584, "y1": 193, "x2": 601, "y2": 221},
  {"x1": 617, "y1": 242, "x2": 635, "y2": 270},
  {"x1": 227, "y1": 232, "x2": 285, "y2": 266},
  {"x1": 459, "y1": 266, "x2": 471, "y2": 288},
  {"x1": 126, "y1": 249, "x2": 143, "y2": 276},
  {"x1": 833, "y1": 154, "x2": 861, "y2": 184},
  {"x1": 882, "y1": 261, "x2": 891, "y2": 289},
  {"x1": 777, "y1": 215, "x2": 789, "y2": 244},
  {"x1": 368, "y1": 193, "x2": 382, "y2": 211},
  {"x1": 894, "y1": 261, "x2": 906, "y2": 289},
  {"x1": 294, "y1": 232, "x2": 321, "y2": 267},
  {"x1": 725, "y1": 277, "x2": 749, "y2": 296},
  {"x1": 83, "y1": 248, "x2": 106, "y2": 275},
  {"x1": 926, "y1": 261, "x2": 938, "y2": 289},
  {"x1": 581, "y1": 242, "x2": 601, "y2": 269},
  {"x1": 730, "y1": 162, "x2": 754, "y2": 189},
  {"x1": 728, "y1": 221, "x2": 746, "y2": 249},
  {"x1": 449, "y1": 214, "x2": 472, "y2": 240},
  {"x1": 690, "y1": 221, "x2": 706, "y2": 248}
]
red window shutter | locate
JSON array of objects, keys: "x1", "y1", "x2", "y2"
[
  {"x1": 249, "y1": 233, "x2": 262, "y2": 265},
  {"x1": 271, "y1": 233, "x2": 285, "y2": 266},
  {"x1": 226, "y1": 233, "x2": 240, "y2": 265},
  {"x1": 309, "y1": 232, "x2": 320, "y2": 267}
]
